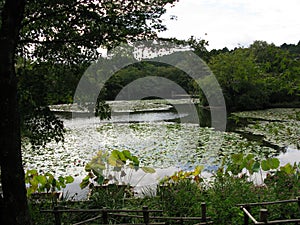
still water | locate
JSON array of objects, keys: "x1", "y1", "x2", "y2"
[{"x1": 23, "y1": 101, "x2": 300, "y2": 198}]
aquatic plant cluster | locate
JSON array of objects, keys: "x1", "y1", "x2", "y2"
[
  {"x1": 233, "y1": 108, "x2": 300, "y2": 149},
  {"x1": 79, "y1": 149, "x2": 155, "y2": 189},
  {"x1": 23, "y1": 107, "x2": 300, "y2": 224},
  {"x1": 22, "y1": 108, "x2": 299, "y2": 178},
  {"x1": 22, "y1": 122, "x2": 276, "y2": 177}
]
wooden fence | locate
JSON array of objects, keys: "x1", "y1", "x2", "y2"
[
  {"x1": 41, "y1": 204, "x2": 213, "y2": 225},
  {"x1": 237, "y1": 197, "x2": 300, "y2": 224}
]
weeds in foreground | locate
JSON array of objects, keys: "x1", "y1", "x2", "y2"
[{"x1": 29, "y1": 153, "x2": 300, "y2": 224}]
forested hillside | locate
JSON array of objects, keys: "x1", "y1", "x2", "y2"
[{"x1": 18, "y1": 40, "x2": 300, "y2": 112}]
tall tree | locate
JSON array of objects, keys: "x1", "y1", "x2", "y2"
[
  {"x1": 208, "y1": 48, "x2": 268, "y2": 111},
  {"x1": 0, "y1": 1, "x2": 29, "y2": 224},
  {"x1": 0, "y1": 0, "x2": 178, "y2": 224}
]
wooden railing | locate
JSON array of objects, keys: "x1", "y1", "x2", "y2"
[
  {"x1": 237, "y1": 197, "x2": 300, "y2": 224},
  {"x1": 41, "y1": 203, "x2": 213, "y2": 225}
]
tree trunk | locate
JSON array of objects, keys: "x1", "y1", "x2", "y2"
[{"x1": 0, "y1": 0, "x2": 31, "y2": 224}]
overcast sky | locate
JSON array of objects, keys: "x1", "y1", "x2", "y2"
[{"x1": 158, "y1": 0, "x2": 300, "y2": 50}]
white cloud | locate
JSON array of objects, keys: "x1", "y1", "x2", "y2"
[{"x1": 159, "y1": 0, "x2": 300, "y2": 49}]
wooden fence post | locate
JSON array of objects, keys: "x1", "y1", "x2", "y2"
[
  {"x1": 179, "y1": 218, "x2": 184, "y2": 225},
  {"x1": 143, "y1": 206, "x2": 149, "y2": 225},
  {"x1": 296, "y1": 197, "x2": 300, "y2": 225},
  {"x1": 259, "y1": 209, "x2": 268, "y2": 223},
  {"x1": 201, "y1": 202, "x2": 207, "y2": 222},
  {"x1": 54, "y1": 206, "x2": 61, "y2": 225},
  {"x1": 243, "y1": 206, "x2": 250, "y2": 225},
  {"x1": 102, "y1": 207, "x2": 108, "y2": 224}
]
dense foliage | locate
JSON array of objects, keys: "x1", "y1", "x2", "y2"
[
  {"x1": 16, "y1": 0, "x2": 179, "y2": 148},
  {"x1": 19, "y1": 40, "x2": 300, "y2": 113},
  {"x1": 2, "y1": 0, "x2": 299, "y2": 224},
  {"x1": 206, "y1": 41, "x2": 300, "y2": 111},
  {"x1": 0, "y1": 1, "x2": 178, "y2": 224},
  {"x1": 28, "y1": 154, "x2": 300, "y2": 225}
]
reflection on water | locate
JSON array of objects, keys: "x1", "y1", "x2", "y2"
[
  {"x1": 61, "y1": 111, "x2": 188, "y2": 129},
  {"x1": 34, "y1": 110, "x2": 300, "y2": 176},
  {"x1": 39, "y1": 103, "x2": 300, "y2": 174},
  {"x1": 111, "y1": 112, "x2": 189, "y2": 123},
  {"x1": 278, "y1": 147, "x2": 300, "y2": 165},
  {"x1": 23, "y1": 102, "x2": 300, "y2": 199}
]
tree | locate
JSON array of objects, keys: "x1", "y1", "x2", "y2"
[
  {"x1": 99, "y1": 62, "x2": 199, "y2": 100},
  {"x1": 281, "y1": 40, "x2": 300, "y2": 55},
  {"x1": 207, "y1": 41, "x2": 300, "y2": 111},
  {"x1": 0, "y1": 1, "x2": 29, "y2": 224},
  {"x1": 0, "y1": 0, "x2": 178, "y2": 224},
  {"x1": 208, "y1": 48, "x2": 268, "y2": 111},
  {"x1": 249, "y1": 41, "x2": 300, "y2": 104}
]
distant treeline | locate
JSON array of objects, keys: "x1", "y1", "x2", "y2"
[
  {"x1": 201, "y1": 40, "x2": 300, "y2": 111},
  {"x1": 18, "y1": 40, "x2": 300, "y2": 112}
]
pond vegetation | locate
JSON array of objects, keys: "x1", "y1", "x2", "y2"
[
  {"x1": 232, "y1": 108, "x2": 300, "y2": 149},
  {"x1": 22, "y1": 105, "x2": 300, "y2": 190},
  {"x1": 17, "y1": 40, "x2": 300, "y2": 224},
  {"x1": 28, "y1": 150, "x2": 300, "y2": 225}
]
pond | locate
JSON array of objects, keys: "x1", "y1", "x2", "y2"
[{"x1": 22, "y1": 100, "x2": 300, "y2": 198}]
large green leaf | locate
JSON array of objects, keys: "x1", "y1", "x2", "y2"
[
  {"x1": 84, "y1": 163, "x2": 92, "y2": 172},
  {"x1": 26, "y1": 169, "x2": 38, "y2": 177},
  {"x1": 252, "y1": 161, "x2": 261, "y2": 173},
  {"x1": 58, "y1": 176, "x2": 65, "y2": 184},
  {"x1": 80, "y1": 176, "x2": 90, "y2": 189},
  {"x1": 261, "y1": 158, "x2": 280, "y2": 171},
  {"x1": 268, "y1": 158, "x2": 280, "y2": 169},
  {"x1": 231, "y1": 153, "x2": 244, "y2": 164},
  {"x1": 109, "y1": 150, "x2": 125, "y2": 167},
  {"x1": 29, "y1": 178, "x2": 39, "y2": 189},
  {"x1": 280, "y1": 163, "x2": 294, "y2": 174},
  {"x1": 131, "y1": 156, "x2": 140, "y2": 167},
  {"x1": 244, "y1": 159, "x2": 255, "y2": 172},
  {"x1": 35, "y1": 175, "x2": 47, "y2": 185},
  {"x1": 111, "y1": 150, "x2": 121, "y2": 160},
  {"x1": 65, "y1": 175, "x2": 74, "y2": 184},
  {"x1": 96, "y1": 175, "x2": 105, "y2": 185},
  {"x1": 122, "y1": 150, "x2": 133, "y2": 161},
  {"x1": 261, "y1": 160, "x2": 270, "y2": 171}
]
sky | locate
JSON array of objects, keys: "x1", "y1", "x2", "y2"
[{"x1": 158, "y1": 0, "x2": 300, "y2": 50}]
